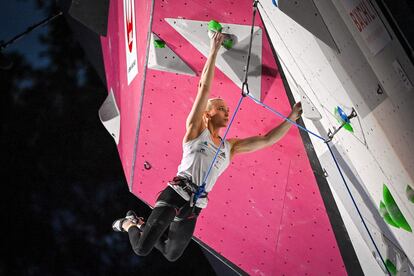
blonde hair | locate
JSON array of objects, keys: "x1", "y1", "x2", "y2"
[
  {"x1": 206, "y1": 97, "x2": 224, "y2": 111},
  {"x1": 203, "y1": 98, "x2": 225, "y2": 127}
]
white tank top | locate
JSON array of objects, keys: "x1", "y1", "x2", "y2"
[{"x1": 169, "y1": 128, "x2": 231, "y2": 208}]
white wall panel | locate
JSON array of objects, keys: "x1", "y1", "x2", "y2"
[{"x1": 258, "y1": 0, "x2": 414, "y2": 273}]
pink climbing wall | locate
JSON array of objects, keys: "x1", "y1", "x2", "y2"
[
  {"x1": 100, "y1": 0, "x2": 153, "y2": 185},
  {"x1": 102, "y1": 0, "x2": 348, "y2": 275}
]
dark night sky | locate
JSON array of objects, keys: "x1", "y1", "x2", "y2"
[
  {"x1": 1, "y1": 1, "x2": 218, "y2": 275},
  {"x1": 1, "y1": 0, "x2": 49, "y2": 67}
]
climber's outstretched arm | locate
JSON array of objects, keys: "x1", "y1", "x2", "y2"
[
  {"x1": 229, "y1": 102, "x2": 302, "y2": 159},
  {"x1": 184, "y1": 32, "x2": 225, "y2": 142}
]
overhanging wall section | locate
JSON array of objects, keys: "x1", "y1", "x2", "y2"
[
  {"x1": 258, "y1": 0, "x2": 414, "y2": 274},
  {"x1": 132, "y1": 0, "x2": 348, "y2": 275},
  {"x1": 100, "y1": 0, "x2": 153, "y2": 186}
]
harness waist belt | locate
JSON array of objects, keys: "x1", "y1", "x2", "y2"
[{"x1": 169, "y1": 176, "x2": 208, "y2": 199}]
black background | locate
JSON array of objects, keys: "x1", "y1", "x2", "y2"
[{"x1": 1, "y1": 1, "x2": 216, "y2": 275}]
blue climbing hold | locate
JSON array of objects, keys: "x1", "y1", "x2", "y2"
[
  {"x1": 272, "y1": 0, "x2": 278, "y2": 7},
  {"x1": 336, "y1": 106, "x2": 350, "y2": 123}
]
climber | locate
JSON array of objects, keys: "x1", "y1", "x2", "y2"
[{"x1": 112, "y1": 32, "x2": 303, "y2": 261}]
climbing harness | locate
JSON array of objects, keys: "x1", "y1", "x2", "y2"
[
  {"x1": 169, "y1": 176, "x2": 209, "y2": 206},
  {"x1": 191, "y1": 0, "x2": 394, "y2": 274},
  {"x1": 156, "y1": 177, "x2": 204, "y2": 221}
]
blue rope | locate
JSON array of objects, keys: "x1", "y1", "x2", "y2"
[
  {"x1": 247, "y1": 92, "x2": 389, "y2": 274},
  {"x1": 192, "y1": 3, "x2": 389, "y2": 274},
  {"x1": 193, "y1": 1, "x2": 258, "y2": 205},
  {"x1": 246, "y1": 94, "x2": 327, "y2": 142},
  {"x1": 193, "y1": 95, "x2": 245, "y2": 203},
  {"x1": 326, "y1": 143, "x2": 391, "y2": 275},
  {"x1": 192, "y1": 82, "x2": 390, "y2": 275}
]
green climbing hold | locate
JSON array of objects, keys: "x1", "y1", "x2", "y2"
[
  {"x1": 154, "y1": 39, "x2": 166, "y2": 48},
  {"x1": 385, "y1": 259, "x2": 397, "y2": 276},
  {"x1": 334, "y1": 107, "x2": 354, "y2": 133},
  {"x1": 383, "y1": 184, "x2": 412, "y2": 232},
  {"x1": 208, "y1": 20, "x2": 223, "y2": 33},
  {"x1": 407, "y1": 185, "x2": 414, "y2": 203},
  {"x1": 379, "y1": 201, "x2": 400, "y2": 228},
  {"x1": 222, "y1": 37, "x2": 234, "y2": 50},
  {"x1": 343, "y1": 123, "x2": 354, "y2": 133},
  {"x1": 207, "y1": 20, "x2": 234, "y2": 50}
]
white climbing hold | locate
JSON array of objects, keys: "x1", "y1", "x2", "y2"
[
  {"x1": 297, "y1": 85, "x2": 322, "y2": 121},
  {"x1": 99, "y1": 88, "x2": 121, "y2": 144},
  {"x1": 166, "y1": 18, "x2": 263, "y2": 101},
  {"x1": 148, "y1": 32, "x2": 196, "y2": 76}
]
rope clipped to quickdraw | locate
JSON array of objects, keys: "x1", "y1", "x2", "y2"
[
  {"x1": 191, "y1": 1, "x2": 259, "y2": 207},
  {"x1": 255, "y1": 2, "x2": 390, "y2": 273},
  {"x1": 192, "y1": 2, "x2": 391, "y2": 273},
  {"x1": 326, "y1": 143, "x2": 390, "y2": 275},
  {"x1": 191, "y1": 95, "x2": 244, "y2": 206}
]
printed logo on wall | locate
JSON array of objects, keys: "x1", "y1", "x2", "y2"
[
  {"x1": 123, "y1": 0, "x2": 138, "y2": 85},
  {"x1": 339, "y1": 0, "x2": 391, "y2": 56}
]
